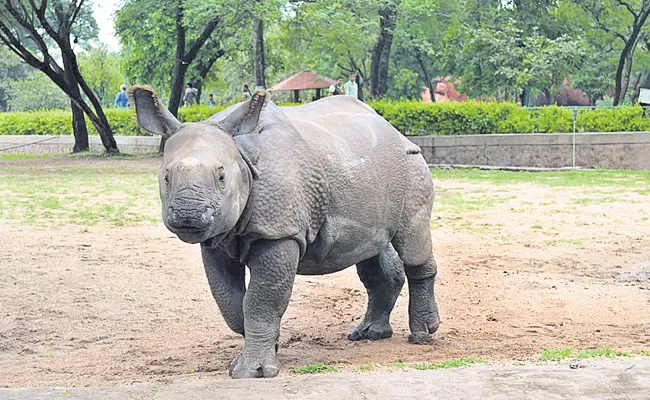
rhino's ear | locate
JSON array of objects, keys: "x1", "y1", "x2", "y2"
[
  {"x1": 128, "y1": 85, "x2": 181, "y2": 138},
  {"x1": 218, "y1": 91, "x2": 268, "y2": 136}
]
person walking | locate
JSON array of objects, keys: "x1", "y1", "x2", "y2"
[
  {"x1": 344, "y1": 73, "x2": 358, "y2": 99},
  {"x1": 183, "y1": 82, "x2": 198, "y2": 106},
  {"x1": 328, "y1": 77, "x2": 345, "y2": 96},
  {"x1": 114, "y1": 84, "x2": 128, "y2": 108}
]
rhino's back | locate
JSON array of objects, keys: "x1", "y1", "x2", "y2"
[{"x1": 279, "y1": 97, "x2": 411, "y2": 274}]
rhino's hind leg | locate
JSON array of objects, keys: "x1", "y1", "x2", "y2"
[
  {"x1": 348, "y1": 244, "x2": 405, "y2": 341},
  {"x1": 403, "y1": 255, "x2": 440, "y2": 344},
  {"x1": 392, "y1": 154, "x2": 440, "y2": 344}
]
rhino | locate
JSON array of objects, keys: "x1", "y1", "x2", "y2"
[{"x1": 129, "y1": 86, "x2": 440, "y2": 379}]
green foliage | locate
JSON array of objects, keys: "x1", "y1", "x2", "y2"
[
  {"x1": 289, "y1": 363, "x2": 339, "y2": 374},
  {"x1": 0, "y1": 105, "x2": 224, "y2": 136},
  {"x1": 178, "y1": 104, "x2": 226, "y2": 122},
  {"x1": 78, "y1": 46, "x2": 128, "y2": 107},
  {"x1": 4, "y1": 102, "x2": 650, "y2": 136},
  {"x1": 1, "y1": 70, "x2": 71, "y2": 112},
  {"x1": 0, "y1": 47, "x2": 31, "y2": 111}
]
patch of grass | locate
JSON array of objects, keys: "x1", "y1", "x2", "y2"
[
  {"x1": 0, "y1": 153, "x2": 64, "y2": 161},
  {"x1": 290, "y1": 363, "x2": 339, "y2": 374},
  {"x1": 409, "y1": 357, "x2": 484, "y2": 370},
  {"x1": 356, "y1": 363, "x2": 374, "y2": 371},
  {"x1": 545, "y1": 238, "x2": 583, "y2": 246},
  {"x1": 430, "y1": 168, "x2": 650, "y2": 189},
  {"x1": 531, "y1": 224, "x2": 543, "y2": 230},
  {"x1": 576, "y1": 347, "x2": 630, "y2": 359},
  {"x1": 435, "y1": 191, "x2": 517, "y2": 213},
  {"x1": 391, "y1": 362, "x2": 409, "y2": 369},
  {"x1": 540, "y1": 347, "x2": 637, "y2": 361},
  {"x1": 539, "y1": 348, "x2": 573, "y2": 361},
  {"x1": 0, "y1": 164, "x2": 161, "y2": 227},
  {"x1": 570, "y1": 196, "x2": 631, "y2": 205}
]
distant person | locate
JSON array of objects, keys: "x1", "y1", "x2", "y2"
[
  {"x1": 241, "y1": 84, "x2": 252, "y2": 101},
  {"x1": 207, "y1": 94, "x2": 215, "y2": 108},
  {"x1": 183, "y1": 82, "x2": 198, "y2": 106},
  {"x1": 114, "y1": 84, "x2": 128, "y2": 108},
  {"x1": 344, "y1": 73, "x2": 358, "y2": 99},
  {"x1": 328, "y1": 77, "x2": 345, "y2": 96}
]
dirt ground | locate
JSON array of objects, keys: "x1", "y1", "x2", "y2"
[{"x1": 0, "y1": 156, "x2": 649, "y2": 387}]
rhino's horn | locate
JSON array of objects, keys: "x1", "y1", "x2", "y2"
[
  {"x1": 217, "y1": 90, "x2": 268, "y2": 136},
  {"x1": 128, "y1": 85, "x2": 181, "y2": 138}
]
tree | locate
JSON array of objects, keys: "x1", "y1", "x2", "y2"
[
  {"x1": 78, "y1": 45, "x2": 126, "y2": 107},
  {"x1": 369, "y1": 0, "x2": 398, "y2": 98},
  {"x1": 574, "y1": 0, "x2": 650, "y2": 105},
  {"x1": 391, "y1": 0, "x2": 460, "y2": 101},
  {"x1": 0, "y1": 0, "x2": 118, "y2": 153},
  {"x1": 455, "y1": 22, "x2": 585, "y2": 104},
  {"x1": 116, "y1": 0, "x2": 226, "y2": 117}
]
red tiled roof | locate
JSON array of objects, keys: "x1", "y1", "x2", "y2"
[{"x1": 271, "y1": 71, "x2": 336, "y2": 91}]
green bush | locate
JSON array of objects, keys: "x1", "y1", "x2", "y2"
[
  {"x1": 0, "y1": 105, "x2": 226, "y2": 136},
  {"x1": 2, "y1": 102, "x2": 650, "y2": 136}
]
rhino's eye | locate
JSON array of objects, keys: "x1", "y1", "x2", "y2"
[
  {"x1": 164, "y1": 170, "x2": 170, "y2": 185},
  {"x1": 217, "y1": 168, "x2": 226, "y2": 190}
]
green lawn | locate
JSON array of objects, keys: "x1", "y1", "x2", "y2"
[{"x1": 0, "y1": 159, "x2": 161, "y2": 226}]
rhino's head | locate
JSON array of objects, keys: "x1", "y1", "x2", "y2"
[{"x1": 129, "y1": 86, "x2": 264, "y2": 244}]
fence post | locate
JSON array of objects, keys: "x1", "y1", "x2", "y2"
[{"x1": 572, "y1": 107, "x2": 578, "y2": 167}]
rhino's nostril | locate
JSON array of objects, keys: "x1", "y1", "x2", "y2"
[{"x1": 168, "y1": 206, "x2": 177, "y2": 223}]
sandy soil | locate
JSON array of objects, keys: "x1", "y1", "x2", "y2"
[{"x1": 0, "y1": 157, "x2": 649, "y2": 387}]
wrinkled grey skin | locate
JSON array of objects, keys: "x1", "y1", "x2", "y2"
[{"x1": 129, "y1": 86, "x2": 439, "y2": 379}]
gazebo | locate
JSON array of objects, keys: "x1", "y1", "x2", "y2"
[{"x1": 270, "y1": 70, "x2": 336, "y2": 102}]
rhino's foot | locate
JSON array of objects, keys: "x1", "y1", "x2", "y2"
[
  {"x1": 348, "y1": 320, "x2": 393, "y2": 341},
  {"x1": 228, "y1": 349, "x2": 279, "y2": 379},
  {"x1": 408, "y1": 312, "x2": 439, "y2": 345}
]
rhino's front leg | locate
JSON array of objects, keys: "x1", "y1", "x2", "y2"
[
  {"x1": 201, "y1": 245, "x2": 246, "y2": 335},
  {"x1": 229, "y1": 239, "x2": 299, "y2": 379}
]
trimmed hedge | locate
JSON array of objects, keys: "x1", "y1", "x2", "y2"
[
  {"x1": 1, "y1": 101, "x2": 649, "y2": 136},
  {"x1": 369, "y1": 100, "x2": 650, "y2": 135},
  {"x1": 0, "y1": 105, "x2": 226, "y2": 136}
]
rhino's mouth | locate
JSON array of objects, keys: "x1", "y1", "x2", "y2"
[{"x1": 174, "y1": 228, "x2": 213, "y2": 244}]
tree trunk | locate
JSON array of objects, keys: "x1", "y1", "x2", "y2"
[
  {"x1": 356, "y1": 74, "x2": 365, "y2": 102},
  {"x1": 72, "y1": 57, "x2": 118, "y2": 153},
  {"x1": 415, "y1": 51, "x2": 435, "y2": 103},
  {"x1": 168, "y1": 3, "x2": 187, "y2": 118},
  {"x1": 71, "y1": 100, "x2": 89, "y2": 153},
  {"x1": 193, "y1": 49, "x2": 225, "y2": 104},
  {"x1": 542, "y1": 88, "x2": 552, "y2": 105},
  {"x1": 613, "y1": 9, "x2": 650, "y2": 105},
  {"x1": 370, "y1": 2, "x2": 397, "y2": 98},
  {"x1": 61, "y1": 40, "x2": 89, "y2": 153},
  {"x1": 253, "y1": 19, "x2": 266, "y2": 89}
]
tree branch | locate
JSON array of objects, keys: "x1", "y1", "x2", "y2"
[
  {"x1": 592, "y1": 12, "x2": 627, "y2": 42},
  {"x1": 616, "y1": 0, "x2": 638, "y2": 19},
  {"x1": 4, "y1": 1, "x2": 55, "y2": 64},
  {"x1": 183, "y1": 16, "x2": 220, "y2": 63},
  {"x1": 69, "y1": 0, "x2": 84, "y2": 28}
]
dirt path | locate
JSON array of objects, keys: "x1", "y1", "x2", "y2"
[
  {"x1": 1, "y1": 157, "x2": 649, "y2": 387},
  {"x1": 2, "y1": 359, "x2": 649, "y2": 400}
]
